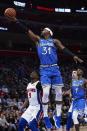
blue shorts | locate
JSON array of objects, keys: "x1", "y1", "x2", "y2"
[
  {"x1": 40, "y1": 65, "x2": 63, "y2": 86},
  {"x1": 72, "y1": 99, "x2": 85, "y2": 111}
]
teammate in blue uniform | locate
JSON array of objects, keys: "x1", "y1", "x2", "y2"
[
  {"x1": 66, "y1": 69, "x2": 87, "y2": 131},
  {"x1": 66, "y1": 70, "x2": 78, "y2": 131},
  {"x1": 6, "y1": 14, "x2": 83, "y2": 130}
]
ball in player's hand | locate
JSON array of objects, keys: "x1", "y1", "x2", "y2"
[{"x1": 4, "y1": 8, "x2": 16, "y2": 18}]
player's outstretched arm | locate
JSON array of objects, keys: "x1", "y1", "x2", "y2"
[
  {"x1": 16, "y1": 20, "x2": 40, "y2": 43},
  {"x1": 10, "y1": 18, "x2": 40, "y2": 43},
  {"x1": 4, "y1": 8, "x2": 40, "y2": 43},
  {"x1": 28, "y1": 30, "x2": 40, "y2": 43},
  {"x1": 54, "y1": 39, "x2": 83, "y2": 63}
]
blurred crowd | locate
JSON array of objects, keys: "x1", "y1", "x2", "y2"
[{"x1": 0, "y1": 56, "x2": 87, "y2": 131}]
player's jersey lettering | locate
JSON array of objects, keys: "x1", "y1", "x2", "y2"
[
  {"x1": 27, "y1": 81, "x2": 42, "y2": 106},
  {"x1": 71, "y1": 79, "x2": 85, "y2": 99},
  {"x1": 37, "y1": 38, "x2": 58, "y2": 65},
  {"x1": 42, "y1": 47, "x2": 51, "y2": 55},
  {"x1": 28, "y1": 92, "x2": 31, "y2": 98}
]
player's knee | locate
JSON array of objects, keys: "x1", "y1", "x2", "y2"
[
  {"x1": 54, "y1": 85, "x2": 62, "y2": 101},
  {"x1": 42, "y1": 85, "x2": 50, "y2": 103}
]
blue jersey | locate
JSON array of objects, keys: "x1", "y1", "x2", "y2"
[
  {"x1": 37, "y1": 38, "x2": 58, "y2": 65},
  {"x1": 71, "y1": 78, "x2": 85, "y2": 100}
]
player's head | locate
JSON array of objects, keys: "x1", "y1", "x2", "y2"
[
  {"x1": 41, "y1": 27, "x2": 53, "y2": 39},
  {"x1": 77, "y1": 68, "x2": 83, "y2": 77},
  {"x1": 30, "y1": 70, "x2": 40, "y2": 81},
  {"x1": 72, "y1": 70, "x2": 78, "y2": 79}
]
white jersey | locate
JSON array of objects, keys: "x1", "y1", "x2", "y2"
[{"x1": 27, "y1": 81, "x2": 42, "y2": 106}]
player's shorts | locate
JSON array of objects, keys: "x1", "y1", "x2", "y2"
[
  {"x1": 72, "y1": 98, "x2": 85, "y2": 111},
  {"x1": 21, "y1": 105, "x2": 42, "y2": 123},
  {"x1": 40, "y1": 65, "x2": 63, "y2": 86}
]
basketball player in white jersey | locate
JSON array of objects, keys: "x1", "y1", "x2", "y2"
[{"x1": 18, "y1": 71, "x2": 42, "y2": 131}]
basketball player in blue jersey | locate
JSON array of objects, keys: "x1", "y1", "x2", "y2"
[
  {"x1": 66, "y1": 70, "x2": 78, "y2": 131},
  {"x1": 66, "y1": 69, "x2": 87, "y2": 131},
  {"x1": 18, "y1": 71, "x2": 42, "y2": 131},
  {"x1": 6, "y1": 15, "x2": 83, "y2": 130}
]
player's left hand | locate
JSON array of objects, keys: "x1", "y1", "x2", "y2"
[
  {"x1": 6, "y1": 16, "x2": 17, "y2": 22},
  {"x1": 73, "y1": 56, "x2": 84, "y2": 63}
]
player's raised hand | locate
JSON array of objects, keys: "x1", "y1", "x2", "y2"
[
  {"x1": 4, "y1": 8, "x2": 17, "y2": 22},
  {"x1": 73, "y1": 56, "x2": 83, "y2": 63}
]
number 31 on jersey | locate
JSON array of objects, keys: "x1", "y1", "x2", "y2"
[{"x1": 42, "y1": 47, "x2": 51, "y2": 55}]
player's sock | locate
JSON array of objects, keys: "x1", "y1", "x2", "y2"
[
  {"x1": 44, "y1": 116, "x2": 52, "y2": 129},
  {"x1": 18, "y1": 118, "x2": 27, "y2": 131},
  {"x1": 53, "y1": 115, "x2": 61, "y2": 129},
  {"x1": 56, "y1": 104, "x2": 62, "y2": 117},
  {"x1": 66, "y1": 112, "x2": 73, "y2": 131},
  {"x1": 29, "y1": 119, "x2": 39, "y2": 131},
  {"x1": 43, "y1": 104, "x2": 48, "y2": 117},
  {"x1": 43, "y1": 104, "x2": 52, "y2": 129},
  {"x1": 53, "y1": 104, "x2": 62, "y2": 128}
]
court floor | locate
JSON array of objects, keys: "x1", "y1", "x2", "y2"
[{"x1": 49, "y1": 126, "x2": 87, "y2": 131}]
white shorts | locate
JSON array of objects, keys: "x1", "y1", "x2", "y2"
[{"x1": 21, "y1": 105, "x2": 41, "y2": 123}]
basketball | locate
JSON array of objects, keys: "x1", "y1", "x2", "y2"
[{"x1": 4, "y1": 8, "x2": 16, "y2": 18}]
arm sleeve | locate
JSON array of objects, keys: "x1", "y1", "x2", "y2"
[
  {"x1": 62, "y1": 47, "x2": 75, "y2": 57},
  {"x1": 15, "y1": 20, "x2": 29, "y2": 33}
]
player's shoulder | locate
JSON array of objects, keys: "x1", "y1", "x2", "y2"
[
  {"x1": 27, "y1": 82, "x2": 31, "y2": 89},
  {"x1": 53, "y1": 38, "x2": 61, "y2": 46}
]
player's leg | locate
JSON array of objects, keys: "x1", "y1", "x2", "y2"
[
  {"x1": 72, "y1": 110, "x2": 79, "y2": 131},
  {"x1": 18, "y1": 117, "x2": 28, "y2": 131},
  {"x1": 72, "y1": 99, "x2": 85, "y2": 131},
  {"x1": 42, "y1": 84, "x2": 53, "y2": 129},
  {"x1": 40, "y1": 68, "x2": 52, "y2": 129},
  {"x1": 18, "y1": 107, "x2": 34, "y2": 131},
  {"x1": 84, "y1": 100, "x2": 87, "y2": 122},
  {"x1": 66, "y1": 102, "x2": 73, "y2": 131},
  {"x1": 29, "y1": 119, "x2": 39, "y2": 131},
  {"x1": 53, "y1": 85, "x2": 63, "y2": 129},
  {"x1": 18, "y1": 107, "x2": 30, "y2": 131},
  {"x1": 77, "y1": 99, "x2": 86, "y2": 124},
  {"x1": 52, "y1": 67, "x2": 64, "y2": 129},
  {"x1": 29, "y1": 106, "x2": 43, "y2": 131}
]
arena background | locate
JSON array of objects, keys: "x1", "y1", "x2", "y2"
[{"x1": 0, "y1": 0, "x2": 87, "y2": 131}]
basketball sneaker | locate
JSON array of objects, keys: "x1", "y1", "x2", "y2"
[
  {"x1": 53, "y1": 115, "x2": 61, "y2": 128},
  {"x1": 44, "y1": 117, "x2": 52, "y2": 129}
]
